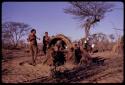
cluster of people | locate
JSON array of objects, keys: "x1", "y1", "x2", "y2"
[
  {"x1": 27, "y1": 29, "x2": 50, "y2": 66},
  {"x1": 27, "y1": 29, "x2": 95, "y2": 66},
  {"x1": 73, "y1": 38, "x2": 96, "y2": 65},
  {"x1": 27, "y1": 29, "x2": 67, "y2": 66},
  {"x1": 83, "y1": 38, "x2": 95, "y2": 53}
]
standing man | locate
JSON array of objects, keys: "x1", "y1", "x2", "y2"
[
  {"x1": 43, "y1": 32, "x2": 50, "y2": 55},
  {"x1": 27, "y1": 29, "x2": 39, "y2": 66}
]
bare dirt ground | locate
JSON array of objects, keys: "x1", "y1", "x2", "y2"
[{"x1": 2, "y1": 49, "x2": 123, "y2": 83}]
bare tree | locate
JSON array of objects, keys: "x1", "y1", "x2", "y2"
[
  {"x1": 2, "y1": 22, "x2": 31, "y2": 48},
  {"x1": 64, "y1": 2, "x2": 114, "y2": 39},
  {"x1": 109, "y1": 34, "x2": 115, "y2": 42},
  {"x1": 18, "y1": 39, "x2": 26, "y2": 48},
  {"x1": 89, "y1": 32, "x2": 111, "y2": 51},
  {"x1": 90, "y1": 32, "x2": 108, "y2": 43}
]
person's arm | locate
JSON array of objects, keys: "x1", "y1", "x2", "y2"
[
  {"x1": 27, "y1": 35, "x2": 30, "y2": 42},
  {"x1": 47, "y1": 36, "x2": 51, "y2": 44},
  {"x1": 28, "y1": 34, "x2": 35, "y2": 41},
  {"x1": 43, "y1": 36, "x2": 45, "y2": 44},
  {"x1": 29, "y1": 34, "x2": 36, "y2": 41}
]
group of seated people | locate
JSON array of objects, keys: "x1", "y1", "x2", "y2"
[{"x1": 51, "y1": 38, "x2": 94, "y2": 67}]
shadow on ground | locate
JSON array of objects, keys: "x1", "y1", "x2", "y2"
[{"x1": 26, "y1": 56, "x2": 107, "y2": 83}]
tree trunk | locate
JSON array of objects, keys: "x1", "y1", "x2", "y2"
[{"x1": 85, "y1": 26, "x2": 90, "y2": 39}]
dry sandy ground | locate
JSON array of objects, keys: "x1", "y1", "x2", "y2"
[{"x1": 2, "y1": 49, "x2": 123, "y2": 83}]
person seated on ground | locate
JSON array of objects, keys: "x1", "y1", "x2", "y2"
[
  {"x1": 78, "y1": 40, "x2": 92, "y2": 65},
  {"x1": 83, "y1": 38, "x2": 92, "y2": 52},
  {"x1": 74, "y1": 43, "x2": 82, "y2": 65},
  {"x1": 83, "y1": 40, "x2": 88, "y2": 50},
  {"x1": 52, "y1": 40, "x2": 66, "y2": 67},
  {"x1": 43, "y1": 32, "x2": 50, "y2": 55}
]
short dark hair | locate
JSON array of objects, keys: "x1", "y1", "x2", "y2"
[
  {"x1": 31, "y1": 29, "x2": 36, "y2": 33},
  {"x1": 45, "y1": 32, "x2": 48, "y2": 34}
]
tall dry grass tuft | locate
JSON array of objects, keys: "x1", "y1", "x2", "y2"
[{"x1": 112, "y1": 37, "x2": 123, "y2": 54}]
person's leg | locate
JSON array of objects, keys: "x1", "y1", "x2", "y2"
[
  {"x1": 43, "y1": 44, "x2": 45, "y2": 54},
  {"x1": 43, "y1": 44, "x2": 47, "y2": 54},
  {"x1": 29, "y1": 44, "x2": 34, "y2": 65},
  {"x1": 46, "y1": 44, "x2": 49, "y2": 53},
  {"x1": 32, "y1": 45, "x2": 38, "y2": 65},
  {"x1": 45, "y1": 44, "x2": 47, "y2": 54}
]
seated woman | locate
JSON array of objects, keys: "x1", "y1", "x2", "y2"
[
  {"x1": 74, "y1": 43, "x2": 82, "y2": 64},
  {"x1": 52, "y1": 40, "x2": 66, "y2": 67}
]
